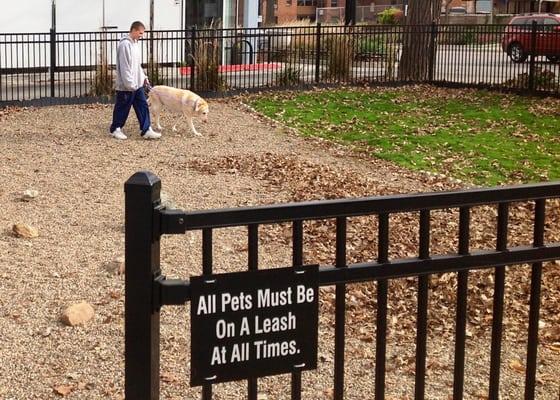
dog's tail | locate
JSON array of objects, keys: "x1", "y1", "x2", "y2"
[{"x1": 146, "y1": 85, "x2": 158, "y2": 107}]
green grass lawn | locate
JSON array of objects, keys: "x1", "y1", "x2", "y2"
[{"x1": 248, "y1": 86, "x2": 560, "y2": 186}]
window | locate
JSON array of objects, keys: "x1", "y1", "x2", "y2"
[
  {"x1": 297, "y1": 0, "x2": 318, "y2": 5},
  {"x1": 331, "y1": 0, "x2": 338, "y2": 6}
]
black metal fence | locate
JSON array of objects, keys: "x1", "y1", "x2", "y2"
[
  {"x1": 1, "y1": 23, "x2": 559, "y2": 104},
  {"x1": 125, "y1": 170, "x2": 560, "y2": 400}
]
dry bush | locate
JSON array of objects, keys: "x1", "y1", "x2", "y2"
[
  {"x1": 192, "y1": 31, "x2": 226, "y2": 92},
  {"x1": 89, "y1": 52, "x2": 113, "y2": 96},
  {"x1": 324, "y1": 28, "x2": 355, "y2": 81}
]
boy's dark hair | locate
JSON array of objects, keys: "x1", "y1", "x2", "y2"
[{"x1": 130, "y1": 21, "x2": 146, "y2": 31}]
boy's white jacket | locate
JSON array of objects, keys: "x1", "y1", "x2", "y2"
[{"x1": 115, "y1": 35, "x2": 146, "y2": 91}]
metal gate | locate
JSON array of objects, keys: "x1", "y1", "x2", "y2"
[{"x1": 124, "y1": 170, "x2": 560, "y2": 400}]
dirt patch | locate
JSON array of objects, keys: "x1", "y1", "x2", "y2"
[{"x1": 0, "y1": 99, "x2": 558, "y2": 399}]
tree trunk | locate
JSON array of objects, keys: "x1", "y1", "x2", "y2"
[
  {"x1": 266, "y1": 0, "x2": 276, "y2": 25},
  {"x1": 398, "y1": 0, "x2": 442, "y2": 81}
]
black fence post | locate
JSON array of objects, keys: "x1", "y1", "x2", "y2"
[
  {"x1": 190, "y1": 26, "x2": 196, "y2": 91},
  {"x1": 49, "y1": 28, "x2": 56, "y2": 98},
  {"x1": 428, "y1": 21, "x2": 438, "y2": 83},
  {"x1": 267, "y1": 33, "x2": 272, "y2": 63},
  {"x1": 315, "y1": 23, "x2": 321, "y2": 84},
  {"x1": 125, "y1": 171, "x2": 162, "y2": 400},
  {"x1": 528, "y1": 20, "x2": 537, "y2": 93}
]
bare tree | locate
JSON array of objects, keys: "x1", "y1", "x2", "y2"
[{"x1": 398, "y1": 0, "x2": 442, "y2": 81}]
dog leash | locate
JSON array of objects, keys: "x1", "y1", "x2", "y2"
[{"x1": 143, "y1": 81, "x2": 153, "y2": 96}]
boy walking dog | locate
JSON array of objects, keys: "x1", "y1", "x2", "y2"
[{"x1": 109, "y1": 21, "x2": 160, "y2": 140}]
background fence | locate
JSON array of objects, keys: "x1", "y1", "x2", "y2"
[{"x1": 1, "y1": 23, "x2": 559, "y2": 104}]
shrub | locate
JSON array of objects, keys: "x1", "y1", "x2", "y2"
[
  {"x1": 505, "y1": 67, "x2": 558, "y2": 90},
  {"x1": 276, "y1": 65, "x2": 302, "y2": 86},
  {"x1": 147, "y1": 61, "x2": 166, "y2": 86},
  {"x1": 377, "y1": 8, "x2": 403, "y2": 25},
  {"x1": 192, "y1": 31, "x2": 226, "y2": 92},
  {"x1": 89, "y1": 51, "x2": 113, "y2": 96},
  {"x1": 324, "y1": 30, "x2": 355, "y2": 81},
  {"x1": 356, "y1": 36, "x2": 386, "y2": 60}
]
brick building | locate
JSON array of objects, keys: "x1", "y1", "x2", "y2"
[{"x1": 261, "y1": 0, "x2": 397, "y2": 24}]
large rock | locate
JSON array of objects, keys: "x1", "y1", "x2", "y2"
[
  {"x1": 21, "y1": 189, "x2": 39, "y2": 201},
  {"x1": 12, "y1": 223, "x2": 39, "y2": 238},
  {"x1": 61, "y1": 302, "x2": 94, "y2": 326}
]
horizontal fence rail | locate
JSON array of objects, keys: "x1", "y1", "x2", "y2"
[
  {"x1": 2, "y1": 23, "x2": 560, "y2": 104},
  {"x1": 125, "y1": 171, "x2": 560, "y2": 400}
]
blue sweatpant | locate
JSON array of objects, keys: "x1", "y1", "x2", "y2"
[{"x1": 110, "y1": 88, "x2": 151, "y2": 135}]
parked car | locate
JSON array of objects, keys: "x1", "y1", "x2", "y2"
[{"x1": 501, "y1": 13, "x2": 560, "y2": 63}]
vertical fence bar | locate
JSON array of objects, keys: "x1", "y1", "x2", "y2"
[
  {"x1": 488, "y1": 202, "x2": 509, "y2": 400},
  {"x1": 25, "y1": 34, "x2": 30, "y2": 100},
  {"x1": 15, "y1": 34, "x2": 22, "y2": 98},
  {"x1": 10, "y1": 34, "x2": 14, "y2": 100},
  {"x1": 124, "y1": 171, "x2": 162, "y2": 400},
  {"x1": 415, "y1": 209, "x2": 430, "y2": 400},
  {"x1": 428, "y1": 22, "x2": 437, "y2": 83},
  {"x1": 248, "y1": 224, "x2": 259, "y2": 400},
  {"x1": 291, "y1": 220, "x2": 304, "y2": 400},
  {"x1": 0, "y1": 35, "x2": 3, "y2": 101},
  {"x1": 453, "y1": 206, "x2": 471, "y2": 400},
  {"x1": 190, "y1": 26, "x2": 196, "y2": 91},
  {"x1": 315, "y1": 23, "x2": 321, "y2": 84},
  {"x1": 49, "y1": 28, "x2": 56, "y2": 97},
  {"x1": 61, "y1": 34, "x2": 65, "y2": 97},
  {"x1": 524, "y1": 199, "x2": 546, "y2": 400},
  {"x1": 528, "y1": 21, "x2": 537, "y2": 94},
  {"x1": 202, "y1": 228, "x2": 213, "y2": 400},
  {"x1": 334, "y1": 217, "x2": 347, "y2": 400},
  {"x1": 375, "y1": 213, "x2": 389, "y2": 400}
]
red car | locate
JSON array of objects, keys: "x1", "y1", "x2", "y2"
[{"x1": 501, "y1": 13, "x2": 560, "y2": 63}]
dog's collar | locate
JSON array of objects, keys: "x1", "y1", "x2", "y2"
[{"x1": 193, "y1": 97, "x2": 200, "y2": 112}]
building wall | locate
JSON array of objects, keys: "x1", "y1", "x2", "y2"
[{"x1": 1, "y1": 0, "x2": 183, "y2": 33}]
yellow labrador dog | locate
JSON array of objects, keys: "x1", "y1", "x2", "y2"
[{"x1": 148, "y1": 85, "x2": 209, "y2": 136}]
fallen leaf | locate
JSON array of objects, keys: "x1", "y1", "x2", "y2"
[
  {"x1": 509, "y1": 359, "x2": 525, "y2": 373},
  {"x1": 53, "y1": 385, "x2": 73, "y2": 396}
]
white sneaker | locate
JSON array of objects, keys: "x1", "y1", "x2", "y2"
[
  {"x1": 111, "y1": 128, "x2": 127, "y2": 140},
  {"x1": 142, "y1": 127, "x2": 161, "y2": 140}
]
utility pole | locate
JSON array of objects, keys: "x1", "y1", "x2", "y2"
[
  {"x1": 345, "y1": 0, "x2": 356, "y2": 25},
  {"x1": 150, "y1": 0, "x2": 154, "y2": 31},
  {"x1": 149, "y1": 0, "x2": 155, "y2": 73},
  {"x1": 51, "y1": 0, "x2": 56, "y2": 31}
]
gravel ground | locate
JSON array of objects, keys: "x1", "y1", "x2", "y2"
[{"x1": 0, "y1": 98, "x2": 558, "y2": 399}]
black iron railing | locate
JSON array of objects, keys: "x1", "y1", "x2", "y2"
[
  {"x1": 1, "y1": 23, "x2": 559, "y2": 104},
  {"x1": 125, "y1": 171, "x2": 560, "y2": 400}
]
